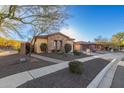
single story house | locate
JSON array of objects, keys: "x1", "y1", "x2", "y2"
[
  {"x1": 74, "y1": 41, "x2": 105, "y2": 52},
  {"x1": 32, "y1": 32, "x2": 75, "y2": 53}
]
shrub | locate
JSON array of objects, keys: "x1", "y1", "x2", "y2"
[
  {"x1": 57, "y1": 50, "x2": 60, "y2": 52},
  {"x1": 64, "y1": 43, "x2": 72, "y2": 53},
  {"x1": 73, "y1": 50, "x2": 81, "y2": 56},
  {"x1": 51, "y1": 49, "x2": 56, "y2": 53},
  {"x1": 57, "y1": 49, "x2": 65, "y2": 55},
  {"x1": 40, "y1": 43, "x2": 47, "y2": 52},
  {"x1": 69, "y1": 61, "x2": 83, "y2": 74}
]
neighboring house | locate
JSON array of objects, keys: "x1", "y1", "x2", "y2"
[
  {"x1": 32, "y1": 32, "x2": 75, "y2": 53},
  {"x1": 74, "y1": 41, "x2": 104, "y2": 52}
]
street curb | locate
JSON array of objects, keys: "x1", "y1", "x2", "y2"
[{"x1": 87, "y1": 58, "x2": 117, "y2": 88}]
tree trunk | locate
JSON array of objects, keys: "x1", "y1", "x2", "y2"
[{"x1": 29, "y1": 37, "x2": 36, "y2": 57}]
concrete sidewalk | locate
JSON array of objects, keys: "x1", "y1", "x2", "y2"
[
  {"x1": 97, "y1": 59, "x2": 119, "y2": 88},
  {"x1": 87, "y1": 53, "x2": 124, "y2": 88},
  {"x1": 111, "y1": 61, "x2": 124, "y2": 88},
  {"x1": 87, "y1": 59, "x2": 118, "y2": 88},
  {"x1": 98, "y1": 54, "x2": 124, "y2": 88}
]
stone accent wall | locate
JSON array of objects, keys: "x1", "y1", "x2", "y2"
[{"x1": 48, "y1": 34, "x2": 74, "y2": 53}]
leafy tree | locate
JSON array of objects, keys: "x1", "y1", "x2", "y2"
[
  {"x1": 94, "y1": 32, "x2": 124, "y2": 51},
  {"x1": 0, "y1": 5, "x2": 69, "y2": 55},
  {"x1": 0, "y1": 36, "x2": 20, "y2": 49},
  {"x1": 112, "y1": 32, "x2": 124, "y2": 46},
  {"x1": 111, "y1": 32, "x2": 124, "y2": 50}
]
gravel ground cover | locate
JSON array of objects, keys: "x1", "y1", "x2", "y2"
[
  {"x1": 0, "y1": 54, "x2": 55, "y2": 78},
  {"x1": 18, "y1": 58, "x2": 110, "y2": 88}
]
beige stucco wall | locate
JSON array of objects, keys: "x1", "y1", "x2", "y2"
[
  {"x1": 74, "y1": 44, "x2": 81, "y2": 52},
  {"x1": 33, "y1": 33, "x2": 74, "y2": 53},
  {"x1": 48, "y1": 34, "x2": 74, "y2": 53},
  {"x1": 34, "y1": 38, "x2": 48, "y2": 53}
]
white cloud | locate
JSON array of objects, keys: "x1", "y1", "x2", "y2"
[{"x1": 60, "y1": 27, "x2": 85, "y2": 41}]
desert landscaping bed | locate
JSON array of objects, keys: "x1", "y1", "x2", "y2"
[
  {"x1": 18, "y1": 58, "x2": 110, "y2": 88},
  {"x1": 0, "y1": 54, "x2": 55, "y2": 78},
  {"x1": 39, "y1": 53, "x2": 91, "y2": 61}
]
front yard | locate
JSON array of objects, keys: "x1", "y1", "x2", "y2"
[
  {"x1": 39, "y1": 53, "x2": 91, "y2": 61},
  {"x1": 18, "y1": 58, "x2": 110, "y2": 88},
  {"x1": 0, "y1": 54, "x2": 55, "y2": 78}
]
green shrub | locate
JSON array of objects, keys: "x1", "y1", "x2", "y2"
[
  {"x1": 51, "y1": 49, "x2": 57, "y2": 53},
  {"x1": 73, "y1": 50, "x2": 81, "y2": 56},
  {"x1": 64, "y1": 43, "x2": 72, "y2": 53},
  {"x1": 69, "y1": 61, "x2": 83, "y2": 74},
  {"x1": 57, "y1": 49, "x2": 65, "y2": 55},
  {"x1": 57, "y1": 50, "x2": 60, "y2": 52},
  {"x1": 40, "y1": 43, "x2": 47, "y2": 52}
]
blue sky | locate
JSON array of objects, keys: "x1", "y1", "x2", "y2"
[
  {"x1": 61, "y1": 5, "x2": 124, "y2": 42},
  {"x1": 11, "y1": 5, "x2": 124, "y2": 42}
]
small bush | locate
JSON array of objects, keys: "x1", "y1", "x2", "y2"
[
  {"x1": 40, "y1": 43, "x2": 47, "y2": 52},
  {"x1": 64, "y1": 43, "x2": 72, "y2": 53},
  {"x1": 57, "y1": 50, "x2": 60, "y2": 52},
  {"x1": 73, "y1": 50, "x2": 81, "y2": 56},
  {"x1": 69, "y1": 61, "x2": 83, "y2": 74},
  {"x1": 51, "y1": 49, "x2": 57, "y2": 53},
  {"x1": 57, "y1": 49, "x2": 65, "y2": 55},
  {"x1": 51, "y1": 49, "x2": 55, "y2": 53}
]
